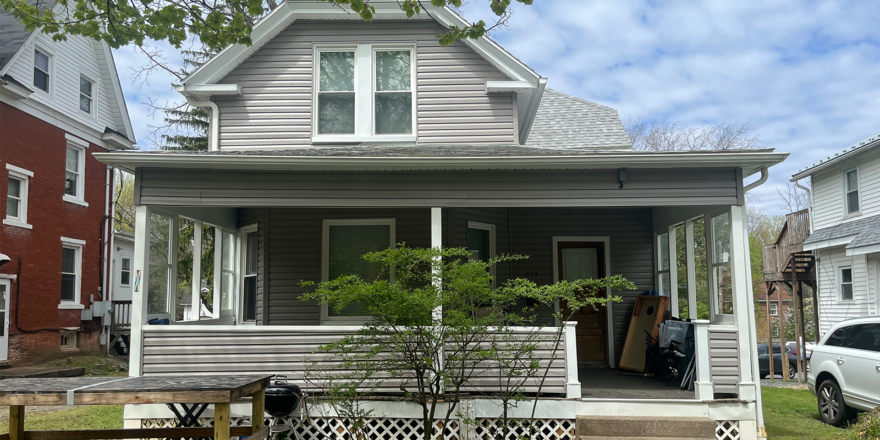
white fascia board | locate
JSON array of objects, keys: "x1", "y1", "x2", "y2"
[
  {"x1": 178, "y1": 84, "x2": 243, "y2": 99},
  {"x1": 518, "y1": 78, "x2": 547, "y2": 144},
  {"x1": 803, "y1": 236, "x2": 855, "y2": 251},
  {"x1": 93, "y1": 150, "x2": 790, "y2": 174},
  {"x1": 102, "y1": 131, "x2": 135, "y2": 150},
  {"x1": 0, "y1": 80, "x2": 33, "y2": 99},
  {"x1": 100, "y1": 41, "x2": 136, "y2": 144},
  {"x1": 486, "y1": 81, "x2": 535, "y2": 93},
  {"x1": 846, "y1": 243, "x2": 880, "y2": 257}
]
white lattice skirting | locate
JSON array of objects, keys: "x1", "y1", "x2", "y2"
[
  {"x1": 716, "y1": 420, "x2": 741, "y2": 440},
  {"x1": 473, "y1": 419, "x2": 576, "y2": 440}
]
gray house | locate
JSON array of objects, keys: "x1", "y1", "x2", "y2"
[{"x1": 95, "y1": 1, "x2": 788, "y2": 439}]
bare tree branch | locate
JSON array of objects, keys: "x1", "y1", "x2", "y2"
[{"x1": 624, "y1": 117, "x2": 762, "y2": 151}]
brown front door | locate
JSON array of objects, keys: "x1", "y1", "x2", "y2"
[{"x1": 558, "y1": 241, "x2": 608, "y2": 364}]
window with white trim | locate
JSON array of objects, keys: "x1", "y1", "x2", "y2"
[
  {"x1": 845, "y1": 169, "x2": 859, "y2": 214},
  {"x1": 241, "y1": 226, "x2": 258, "y2": 323},
  {"x1": 322, "y1": 219, "x2": 395, "y2": 322},
  {"x1": 120, "y1": 257, "x2": 131, "y2": 287},
  {"x1": 60, "y1": 240, "x2": 83, "y2": 307},
  {"x1": 711, "y1": 213, "x2": 733, "y2": 316},
  {"x1": 148, "y1": 213, "x2": 173, "y2": 316},
  {"x1": 769, "y1": 301, "x2": 778, "y2": 316},
  {"x1": 5, "y1": 164, "x2": 32, "y2": 229},
  {"x1": 219, "y1": 230, "x2": 235, "y2": 314},
  {"x1": 840, "y1": 267, "x2": 853, "y2": 301},
  {"x1": 657, "y1": 232, "x2": 670, "y2": 296},
  {"x1": 79, "y1": 76, "x2": 93, "y2": 114},
  {"x1": 314, "y1": 45, "x2": 415, "y2": 140},
  {"x1": 64, "y1": 144, "x2": 85, "y2": 201},
  {"x1": 33, "y1": 49, "x2": 50, "y2": 92}
]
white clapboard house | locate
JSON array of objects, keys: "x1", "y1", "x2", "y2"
[
  {"x1": 792, "y1": 131, "x2": 880, "y2": 335},
  {"x1": 94, "y1": 1, "x2": 789, "y2": 438}
]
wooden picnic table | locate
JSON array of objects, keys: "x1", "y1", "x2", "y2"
[{"x1": 0, "y1": 374, "x2": 272, "y2": 440}]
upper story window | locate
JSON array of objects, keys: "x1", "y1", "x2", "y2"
[
  {"x1": 374, "y1": 50, "x2": 412, "y2": 135},
  {"x1": 845, "y1": 169, "x2": 859, "y2": 214},
  {"x1": 314, "y1": 45, "x2": 415, "y2": 140},
  {"x1": 33, "y1": 49, "x2": 50, "y2": 92},
  {"x1": 79, "y1": 76, "x2": 93, "y2": 114},
  {"x1": 5, "y1": 164, "x2": 33, "y2": 229}
]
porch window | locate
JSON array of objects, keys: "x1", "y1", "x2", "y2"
[
  {"x1": 845, "y1": 169, "x2": 859, "y2": 214},
  {"x1": 657, "y1": 232, "x2": 670, "y2": 296},
  {"x1": 711, "y1": 213, "x2": 733, "y2": 316},
  {"x1": 467, "y1": 222, "x2": 496, "y2": 281},
  {"x1": 692, "y1": 217, "x2": 710, "y2": 319},
  {"x1": 374, "y1": 49, "x2": 413, "y2": 134},
  {"x1": 148, "y1": 213, "x2": 173, "y2": 315},
  {"x1": 120, "y1": 257, "x2": 131, "y2": 286},
  {"x1": 220, "y1": 231, "x2": 235, "y2": 313},
  {"x1": 674, "y1": 224, "x2": 688, "y2": 319},
  {"x1": 317, "y1": 50, "x2": 356, "y2": 134},
  {"x1": 840, "y1": 267, "x2": 853, "y2": 301},
  {"x1": 241, "y1": 228, "x2": 258, "y2": 322},
  {"x1": 322, "y1": 219, "x2": 395, "y2": 321}
]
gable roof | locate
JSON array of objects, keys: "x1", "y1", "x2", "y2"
[
  {"x1": 0, "y1": 0, "x2": 56, "y2": 70},
  {"x1": 526, "y1": 89, "x2": 632, "y2": 149},
  {"x1": 791, "y1": 129, "x2": 880, "y2": 181},
  {"x1": 803, "y1": 214, "x2": 880, "y2": 255}
]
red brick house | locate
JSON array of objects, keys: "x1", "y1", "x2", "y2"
[{"x1": 0, "y1": 2, "x2": 135, "y2": 364}]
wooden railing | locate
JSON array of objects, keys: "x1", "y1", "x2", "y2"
[{"x1": 139, "y1": 324, "x2": 580, "y2": 398}]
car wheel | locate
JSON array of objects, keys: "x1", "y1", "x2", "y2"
[
  {"x1": 789, "y1": 364, "x2": 798, "y2": 380},
  {"x1": 817, "y1": 380, "x2": 856, "y2": 426}
]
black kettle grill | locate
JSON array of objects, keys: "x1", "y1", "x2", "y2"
[{"x1": 265, "y1": 376, "x2": 303, "y2": 417}]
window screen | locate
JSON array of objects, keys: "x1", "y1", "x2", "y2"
[{"x1": 327, "y1": 224, "x2": 391, "y2": 317}]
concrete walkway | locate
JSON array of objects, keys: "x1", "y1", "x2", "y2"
[{"x1": 0, "y1": 366, "x2": 85, "y2": 379}]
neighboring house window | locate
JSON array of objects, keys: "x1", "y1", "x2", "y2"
[
  {"x1": 79, "y1": 76, "x2": 93, "y2": 114},
  {"x1": 241, "y1": 227, "x2": 258, "y2": 322},
  {"x1": 840, "y1": 267, "x2": 853, "y2": 301},
  {"x1": 120, "y1": 257, "x2": 131, "y2": 287},
  {"x1": 33, "y1": 49, "x2": 50, "y2": 92},
  {"x1": 317, "y1": 50, "x2": 356, "y2": 134},
  {"x1": 322, "y1": 219, "x2": 395, "y2": 322},
  {"x1": 4, "y1": 164, "x2": 33, "y2": 229},
  {"x1": 712, "y1": 213, "x2": 733, "y2": 316},
  {"x1": 374, "y1": 49, "x2": 412, "y2": 135},
  {"x1": 64, "y1": 136, "x2": 88, "y2": 205},
  {"x1": 657, "y1": 232, "x2": 670, "y2": 296},
  {"x1": 60, "y1": 331, "x2": 77, "y2": 349},
  {"x1": 769, "y1": 301, "x2": 778, "y2": 316},
  {"x1": 60, "y1": 237, "x2": 85, "y2": 308},
  {"x1": 845, "y1": 169, "x2": 859, "y2": 214},
  {"x1": 771, "y1": 326, "x2": 779, "y2": 338}
]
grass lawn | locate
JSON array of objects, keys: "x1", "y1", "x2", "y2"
[
  {"x1": 40, "y1": 354, "x2": 127, "y2": 377},
  {"x1": 763, "y1": 386, "x2": 845, "y2": 440},
  {"x1": 0, "y1": 405, "x2": 123, "y2": 434}
]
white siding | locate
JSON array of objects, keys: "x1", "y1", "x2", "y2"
[
  {"x1": 811, "y1": 147, "x2": 880, "y2": 231},
  {"x1": 216, "y1": 20, "x2": 515, "y2": 149},
  {"x1": 814, "y1": 246, "x2": 871, "y2": 335},
  {"x1": 4, "y1": 23, "x2": 118, "y2": 135}
]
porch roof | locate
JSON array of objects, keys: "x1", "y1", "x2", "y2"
[{"x1": 95, "y1": 146, "x2": 787, "y2": 176}]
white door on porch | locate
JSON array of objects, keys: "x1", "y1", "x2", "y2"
[{"x1": 0, "y1": 279, "x2": 9, "y2": 361}]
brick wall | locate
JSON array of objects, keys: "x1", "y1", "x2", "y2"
[{"x1": 0, "y1": 102, "x2": 110, "y2": 364}]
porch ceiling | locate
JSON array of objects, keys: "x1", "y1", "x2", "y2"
[{"x1": 94, "y1": 146, "x2": 788, "y2": 177}]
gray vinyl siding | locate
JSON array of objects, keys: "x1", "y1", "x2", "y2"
[
  {"x1": 140, "y1": 326, "x2": 566, "y2": 394},
  {"x1": 508, "y1": 208, "x2": 654, "y2": 364},
  {"x1": 137, "y1": 168, "x2": 742, "y2": 208},
  {"x1": 708, "y1": 327, "x2": 739, "y2": 395},
  {"x1": 238, "y1": 208, "x2": 267, "y2": 324},
  {"x1": 215, "y1": 20, "x2": 515, "y2": 149},
  {"x1": 265, "y1": 208, "x2": 431, "y2": 325}
]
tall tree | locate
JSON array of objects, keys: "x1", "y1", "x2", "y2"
[
  {"x1": 624, "y1": 118, "x2": 761, "y2": 151},
  {"x1": 0, "y1": 0, "x2": 531, "y2": 51}
]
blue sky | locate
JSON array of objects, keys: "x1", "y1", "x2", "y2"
[{"x1": 111, "y1": 0, "x2": 880, "y2": 215}]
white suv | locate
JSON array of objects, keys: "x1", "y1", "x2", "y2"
[{"x1": 808, "y1": 317, "x2": 880, "y2": 426}]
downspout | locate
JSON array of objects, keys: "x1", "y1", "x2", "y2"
[
  {"x1": 793, "y1": 179, "x2": 814, "y2": 234},
  {"x1": 743, "y1": 166, "x2": 768, "y2": 438},
  {"x1": 187, "y1": 100, "x2": 220, "y2": 151}
]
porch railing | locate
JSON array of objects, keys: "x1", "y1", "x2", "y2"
[{"x1": 139, "y1": 323, "x2": 580, "y2": 398}]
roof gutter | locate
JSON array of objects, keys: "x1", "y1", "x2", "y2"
[
  {"x1": 186, "y1": 100, "x2": 220, "y2": 151},
  {"x1": 743, "y1": 167, "x2": 768, "y2": 193}
]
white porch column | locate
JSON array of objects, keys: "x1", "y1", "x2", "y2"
[
  {"x1": 191, "y1": 221, "x2": 202, "y2": 320},
  {"x1": 693, "y1": 319, "x2": 713, "y2": 400},
  {"x1": 729, "y1": 205, "x2": 756, "y2": 400},
  {"x1": 129, "y1": 205, "x2": 152, "y2": 377},
  {"x1": 563, "y1": 321, "x2": 581, "y2": 398}
]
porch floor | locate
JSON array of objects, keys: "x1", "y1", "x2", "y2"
[{"x1": 578, "y1": 367, "x2": 695, "y2": 400}]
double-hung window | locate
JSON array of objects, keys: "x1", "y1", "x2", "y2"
[
  {"x1": 845, "y1": 169, "x2": 859, "y2": 214},
  {"x1": 314, "y1": 45, "x2": 414, "y2": 140},
  {"x1": 241, "y1": 227, "x2": 258, "y2": 323},
  {"x1": 64, "y1": 136, "x2": 87, "y2": 205},
  {"x1": 120, "y1": 257, "x2": 131, "y2": 287},
  {"x1": 769, "y1": 301, "x2": 778, "y2": 316},
  {"x1": 219, "y1": 231, "x2": 236, "y2": 315},
  {"x1": 33, "y1": 49, "x2": 50, "y2": 92},
  {"x1": 321, "y1": 219, "x2": 395, "y2": 322},
  {"x1": 79, "y1": 76, "x2": 93, "y2": 114},
  {"x1": 840, "y1": 267, "x2": 853, "y2": 301},
  {"x1": 5, "y1": 164, "x2": 32, "y2": 229},
  {"x1": 60, "y1": 237, "x2": 85, "y2": 309}
]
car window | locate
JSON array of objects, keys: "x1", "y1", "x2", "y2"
[
  {"x1": 844, "y1": 324, "x2": 880, "y2": 352},
  {"x1": 757, "y1": 346, "x2": 767, "y2": 355},
  {"x1": 825, "y1": 326, "x2": 851, "y2": 347}
]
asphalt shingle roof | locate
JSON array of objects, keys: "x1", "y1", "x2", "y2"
[
  {"x1": 526, "y1": 89, "x2": 632, "y2": 150},
  {"x1": 803, "y1": 215, "x2": 880, "y2": 250},
  {"x1": 792, "y1": 130, "x2": 880, "y2": 180},
  {"x1": 0, "y1": 0, "x2": 56, "y2": 71}
]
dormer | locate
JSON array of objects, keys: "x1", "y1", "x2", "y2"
[{"x1": 178, "y1": 1, "x2": 546, "y2": 150}]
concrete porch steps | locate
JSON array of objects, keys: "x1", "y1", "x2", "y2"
[{"x1": 576, "y1": 416, "x2": 716, "y2": 439}]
